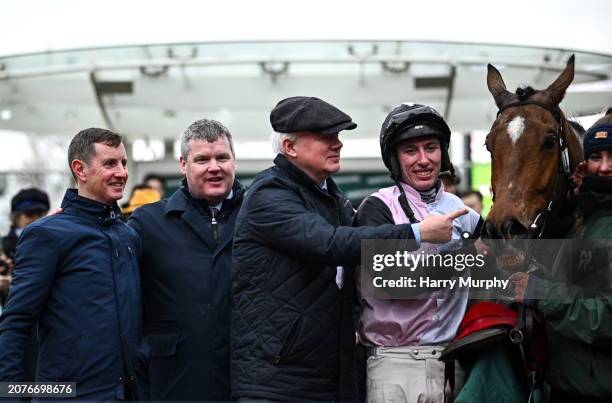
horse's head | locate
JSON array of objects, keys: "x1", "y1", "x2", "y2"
[{"x1": 481, "y1": 56, "x2": 583, "y2": 266}]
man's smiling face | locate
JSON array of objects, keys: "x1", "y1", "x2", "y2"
[
  {"x1": 180, "y1": 136, "x2": 236, "y2": 205},
  {"x1": 78, "y1": 142, "x2": 128, "y2": 204},
  {"x1": 396, "y1": 136, "x2": 442, "y2": 191}
]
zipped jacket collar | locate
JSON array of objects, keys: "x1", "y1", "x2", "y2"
[
  {"x1": 60, "y1": 188, "x2": 123, "y2": 225},
  {"x1": 165, "y1": 178, "x2": 245, "y2": 218}
]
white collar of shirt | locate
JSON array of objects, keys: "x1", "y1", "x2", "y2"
[{"x1": 210, "y1": 188, "x2": 233, "y2": 211}]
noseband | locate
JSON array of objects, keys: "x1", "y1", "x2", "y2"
[{"x1": 491, "y1": 100, "x2": 573, "y2": 239}]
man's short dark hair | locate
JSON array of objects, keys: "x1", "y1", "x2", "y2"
[
  {"x1": 143, "y1": 173, "x2": 164, "y2": 183},
  {"x1": 180, "y1": 119, "x2": 234, "y2": 160},
  {"x1": 460, "y1": 190, "x2": 484, "y2": 203},
  {"x1": 67, "y1": 128, "x2": 123, "y2": 180}
]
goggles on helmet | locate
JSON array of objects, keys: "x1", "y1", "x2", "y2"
[{"x1": 385, "y1": 105, "x2": 444, "y2": 133}]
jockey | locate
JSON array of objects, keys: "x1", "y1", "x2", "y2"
[{"x1": 354, "y1": 103, "x2": 482, "y2": 403}]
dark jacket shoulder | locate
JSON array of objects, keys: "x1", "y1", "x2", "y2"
[{"x1": 354, "y1": 195, "x2": 394, "y2": 226}]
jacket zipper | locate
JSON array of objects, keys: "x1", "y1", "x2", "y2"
[
  {"x1": 316, "y1": 184, "x2": 344, "y2": 224},
  {"x1": 211, "y1": 208, "x2": 219, "y2": 242}
]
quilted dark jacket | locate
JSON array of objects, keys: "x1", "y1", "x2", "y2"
[{"x1": 231, "y1": 154, "x2": 414, "y2": 401}]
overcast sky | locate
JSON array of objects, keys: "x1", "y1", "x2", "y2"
[{"x1": 0, "y1": 0, "x2": 610, "y2": 56}]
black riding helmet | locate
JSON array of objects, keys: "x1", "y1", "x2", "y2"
[{"x1": 380, "y1": 103, "x2": 454, "y2": 180}]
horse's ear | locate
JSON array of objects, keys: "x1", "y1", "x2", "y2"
[
  {"x1": 594, "y1": 106, "x2": 612, "y2": 125},
  {"x1": 545, "y1": 54, "x2": 575, "y2": 105},
  {"x1": 487, "y1": 63, "x2": 512, "y2": 108}
]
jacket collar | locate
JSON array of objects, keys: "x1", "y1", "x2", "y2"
[
  {"x1": 165, "y1": 178, "x2": 245, "y2": 215},
  {"x1": 60, "y1": 188, "x2": 123, "y2": 225},
  {"x1": 398, "y1": 179, "x2": 444, "y2": 204},
  {"x1": 164, "y1": 178, "x2": 244, "y2": 253},
  {"x1": 273, "y1": 153, "x2": 343, "y2": 199}
]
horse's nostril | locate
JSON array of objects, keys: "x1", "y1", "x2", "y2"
[
  {"x1": 502, "y1": 219, "x2": 528, "y2": 238},
  {"x1": 482, "y1": 220, "x2": 499, "y2": 240}
]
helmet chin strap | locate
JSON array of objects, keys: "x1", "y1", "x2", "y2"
[
  {"x1": 394, "y1": 178, "x2": 442, "y2": 224},
  {"x1": 439, "y1": 166, "x2": 456, "y2": 178},
  {"x1": 439, "y1": 142, "x2": 455, "y2": 178},
  {"x1": 394, "y1": 179, "x2": 419, "y2": 224}
]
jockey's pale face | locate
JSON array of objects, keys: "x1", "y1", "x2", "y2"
[
  {"x1": 396, "y1": 136, "x2": 442, "y2": 191},
  {"x1": 587, "y1": 149, "x2": 612, "y2": 178},
  {"x1": 286, "y1": 132, "x2": 343, "y2": 183}
]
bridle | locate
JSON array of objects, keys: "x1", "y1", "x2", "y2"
[{"x1": 489, "y1": 100, "x2": 573, "y2": 239}]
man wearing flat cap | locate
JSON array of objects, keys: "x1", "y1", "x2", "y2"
[{"x1": 231, "y1": 96, "x2": 467, "y2": 401}]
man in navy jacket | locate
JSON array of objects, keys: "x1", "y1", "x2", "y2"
[
  {"x1": 129, "y1": 119, "x2": 242, "y2": 401},
  {"x1": 0, "y1": 128, "x2": 145, "y2": 401}
]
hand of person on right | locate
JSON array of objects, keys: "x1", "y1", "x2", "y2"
[
  {"x1": 509, "y1": 272, "x2": 529, "y2": 303},
  {"x1": 46, "y1": 207, "x2": 63, "y2": 217},
  {"x1": 418, "y1": 208, "x2": 469, "y2": 243}
]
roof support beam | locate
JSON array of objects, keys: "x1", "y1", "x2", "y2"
[{"x1": 89, "y1": 71, "x2": 115, "y2": 131}]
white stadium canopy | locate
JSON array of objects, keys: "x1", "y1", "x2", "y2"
[{"x1": 0, "y1": 0, "x2": 610, "y2": 178}]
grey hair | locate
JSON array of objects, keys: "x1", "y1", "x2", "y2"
[
  {"x1": 180, "y1": 119, "x2": 235, "y2": 160},
  {"x1": 270, "y1": 132, "x2": 299, "y2": 154}
]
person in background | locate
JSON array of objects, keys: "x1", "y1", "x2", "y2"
[
  {"x1": 0, "y1": 187, "x2": 50, "y2": 384},
  {"x1": 121, "y1": 185, "x2": 161, "y2": 219},
  {"x1": 143, "y1": 173, "x2": 166, "y2": 198},
  {"x1": 129, "y1": 119, "x2": 243, "y2": 401},
  {"x1": 460, "y1": 190, "x2": 484, "y2": 215},
  {"x1": 1, "y1": 188, "x2": 50, "y2": 268},
  {"x1": 439, "y1": 171, "x2": 460, "y2": 195},
  {"x1": 0, "y1": 128, "x2": 145, "y2": 400}
]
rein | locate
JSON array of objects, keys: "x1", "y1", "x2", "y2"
[{"x1": 491, "y1": 101, "x2": 574, "y2": 239}]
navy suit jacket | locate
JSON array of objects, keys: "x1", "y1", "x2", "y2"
[{"x1": 129, "y1": 181, "x2": 244, "y2": 401}]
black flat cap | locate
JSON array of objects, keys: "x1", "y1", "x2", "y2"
[
  {"x1": 11, "y1": 188, "x2": 50, "y2": 213},
  {"x1": 270, "y1": 96, "x2": 357, "y2": 135}
]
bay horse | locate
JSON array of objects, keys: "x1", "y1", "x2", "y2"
[
  {"x1": 442, "y1": 56, "x2": 586, "y2": 403},
  {"x1": 481, "y1": 55, "x2": 584, "y2": 269}
]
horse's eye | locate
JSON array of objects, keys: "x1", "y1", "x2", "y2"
[{"x1": 542, "y1": 136, "x2": 556, "y2": 150}]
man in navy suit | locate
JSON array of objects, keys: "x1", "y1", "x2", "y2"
[{"x1": 130, "y1": 119, "x2": 243, "y2": 401}]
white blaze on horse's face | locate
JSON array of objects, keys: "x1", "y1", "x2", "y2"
[{"x1": 507, "y1": 116, "x2": 525, "y2": 145}]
